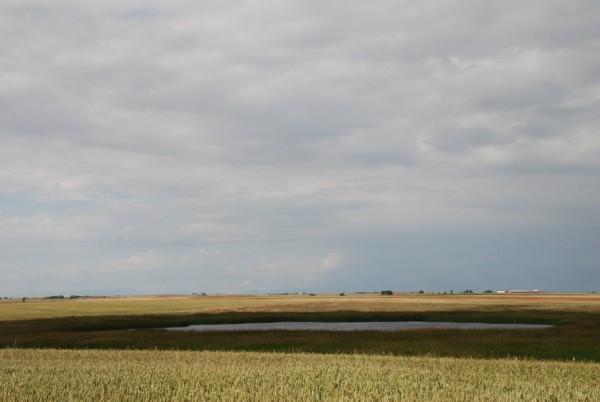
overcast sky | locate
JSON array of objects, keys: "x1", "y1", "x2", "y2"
[{"x1": 1, "y1": 1, "x2": 599, "y2": 296}]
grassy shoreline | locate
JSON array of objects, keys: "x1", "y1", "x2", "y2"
[
  {"x1": 2, "y1": 309, "x2": 599, "y2": 361},
  {"x1": 2, "y1": 295, "x2": 599, "y2": 362}
]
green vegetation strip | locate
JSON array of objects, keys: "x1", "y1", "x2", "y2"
[
  {"x1": 0, "y1": 310, "x2": 599, "y2": 361},
  {"x1": 1, "y1": 349, "x2": 598, "y2": 401},
  {"x1": 2, "y1": 310, "x2": 599, "y2": 361}
]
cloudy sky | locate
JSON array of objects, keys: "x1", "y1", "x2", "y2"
[{"x1": 1, "y1": 1, "x2": 599, "y2": 296}]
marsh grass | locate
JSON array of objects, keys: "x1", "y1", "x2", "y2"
[
  {"x1": 1, "y1": 309, "x2": 600, "y2": 361},
  {"x1": 1, "y1": 295, "x2": 599, "y2": 361}
]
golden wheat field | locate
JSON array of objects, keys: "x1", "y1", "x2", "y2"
[
  {"x1": 1, "y1": 348, "x2": 599, "y2": 401},
  {"x1": 2, "y1": 293, "x2": 600, "y2": 321}
]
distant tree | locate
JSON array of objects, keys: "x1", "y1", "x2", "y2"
[
  {"x1": 418, "y1": 290, "x2": 425, "y2": 294},
  {"x1": 463, "y1": 289, "x2": 474, "y2": 294},
  {"x1": 339, "y1": 292, "x2": 345, "y2": 296},
  {"x1": 380, "y1": 290, "x2": 393, "y2": 296},
  {"x1": 484, "y1": 290, "x2": 493, "y2": 294}
]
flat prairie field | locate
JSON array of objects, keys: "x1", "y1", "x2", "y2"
[
  {"x1": 2, "y1": 295, "x2": 600, "y2": 401},
  {"x1": 2, "y1": 293, "x2": 600, "y2": 321},
  {"x1": 1, "y1": 294, "x2": 600, "y2": 361},
  {"x1": 1, "y1": 349, "x2": 599, "y2": 401}
]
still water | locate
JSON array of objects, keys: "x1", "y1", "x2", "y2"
[{"x1": 163, "y1": 321, "x2": 552, "y2": 332}]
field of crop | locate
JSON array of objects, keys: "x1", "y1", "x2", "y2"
[
  {"x1": 1, "y1": 349, "x2": 599, "y2": 401},
  {"x1": 2, "y1": 294, "x2": 600, "y2": 321}
]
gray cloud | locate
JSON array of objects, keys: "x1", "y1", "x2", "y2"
[{"x1": 1, "y1": 0, "x2": 600, "y2": 296}]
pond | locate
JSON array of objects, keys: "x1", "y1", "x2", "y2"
[{"x1": 162, "y1": 321, "x2": 552, "y2": 332}]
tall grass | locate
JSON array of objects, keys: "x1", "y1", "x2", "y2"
[{"x1": 1, "y1": 349, "x2": 598, "y2": 401}]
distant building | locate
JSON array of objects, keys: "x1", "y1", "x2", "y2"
[{"x1": 496, "y1": 289, "x2": 543, "y2": 294}]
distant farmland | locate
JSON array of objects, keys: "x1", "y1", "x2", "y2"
[{"x1": 2, "y1": 293, "x2": 599, "y2": 321}]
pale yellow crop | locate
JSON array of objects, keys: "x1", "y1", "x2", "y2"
[{"x1": 1, "y1": 349, "x2": 598, "y2": 401}]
